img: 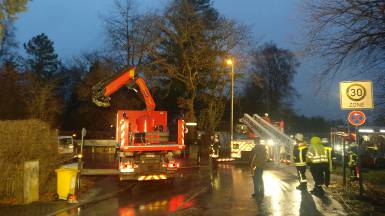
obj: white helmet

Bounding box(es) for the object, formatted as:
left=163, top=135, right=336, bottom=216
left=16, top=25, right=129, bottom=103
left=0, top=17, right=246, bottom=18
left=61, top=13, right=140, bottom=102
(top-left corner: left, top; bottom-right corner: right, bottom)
left=295, top=133, right=304, bottom=142
left=321, top=138, right=328, bottom=144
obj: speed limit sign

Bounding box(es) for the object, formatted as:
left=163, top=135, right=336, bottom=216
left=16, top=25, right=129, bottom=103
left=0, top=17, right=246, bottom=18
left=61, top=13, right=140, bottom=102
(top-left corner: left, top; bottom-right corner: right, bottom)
left=340, top=81, right=373, bottom=109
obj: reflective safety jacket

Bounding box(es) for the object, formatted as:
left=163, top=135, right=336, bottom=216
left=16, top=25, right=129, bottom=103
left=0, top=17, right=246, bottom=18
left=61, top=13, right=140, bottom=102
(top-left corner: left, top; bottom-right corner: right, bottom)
left=324, top=146, right=333, bottom=171
left=293, top=143, right=307, bottom=167
left=348, top=151, right=357, bottom=167
left=306, top=143, right=329, bottom=164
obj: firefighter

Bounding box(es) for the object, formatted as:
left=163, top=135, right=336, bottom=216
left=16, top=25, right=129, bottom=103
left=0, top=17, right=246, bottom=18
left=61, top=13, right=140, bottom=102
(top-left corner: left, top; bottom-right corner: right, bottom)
left=348, top=147, right=358, bottom=180
left=321, top=137, right=333, bottom=186
left=210, top=134, right=220, bottom=158
left=306, top=136, right=330, bottom=196
left=250, top=143, right=267, bottom=200
left=293, top=133, right=308, bottom=191
left=263, top=113, right=271, bottom=123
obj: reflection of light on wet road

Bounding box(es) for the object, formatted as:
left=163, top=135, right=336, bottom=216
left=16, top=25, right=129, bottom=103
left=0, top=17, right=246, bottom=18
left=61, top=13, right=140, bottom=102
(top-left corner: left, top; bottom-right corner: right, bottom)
left=118, top=194, right=194, bottom=216
left=264, top=172, right=283, bottom=216
left=119, top=207, right=135, bottom=216
left=263, top=170, right=302, bottom=216
left=71, top=162, right=348, bottom=216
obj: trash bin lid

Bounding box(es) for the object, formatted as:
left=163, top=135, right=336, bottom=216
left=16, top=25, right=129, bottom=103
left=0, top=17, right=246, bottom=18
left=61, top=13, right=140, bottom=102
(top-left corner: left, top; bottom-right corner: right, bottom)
left=61, top=163, right=78, bottom=168
left=55, top=168, right=79, bottom=173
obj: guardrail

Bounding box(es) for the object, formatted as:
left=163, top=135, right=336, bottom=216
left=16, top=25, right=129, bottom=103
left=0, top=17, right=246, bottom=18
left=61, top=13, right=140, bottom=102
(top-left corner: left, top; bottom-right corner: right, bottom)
left=76, top=140, right=117, bottom=147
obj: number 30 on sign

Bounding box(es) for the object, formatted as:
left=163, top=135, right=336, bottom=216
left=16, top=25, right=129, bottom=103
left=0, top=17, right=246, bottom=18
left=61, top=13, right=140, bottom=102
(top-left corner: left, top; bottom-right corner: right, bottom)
left=340, top=81, right=374, bottom=110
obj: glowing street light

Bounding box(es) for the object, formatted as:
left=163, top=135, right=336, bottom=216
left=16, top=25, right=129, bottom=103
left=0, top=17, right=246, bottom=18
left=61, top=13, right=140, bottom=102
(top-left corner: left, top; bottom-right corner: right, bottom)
left=226, top=59, right=233, bottom=66
left=226, top=58, right=234, bottom=140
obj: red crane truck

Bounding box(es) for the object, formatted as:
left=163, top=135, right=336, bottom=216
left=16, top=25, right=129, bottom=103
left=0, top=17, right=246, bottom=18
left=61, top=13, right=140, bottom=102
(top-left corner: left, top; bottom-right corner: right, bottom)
left=91, top=67, right=185, bottom=181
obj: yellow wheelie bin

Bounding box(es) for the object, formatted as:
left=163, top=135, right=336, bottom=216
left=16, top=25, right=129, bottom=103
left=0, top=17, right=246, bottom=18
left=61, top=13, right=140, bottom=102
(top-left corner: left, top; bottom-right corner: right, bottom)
left=55, top=167, right=78, bottom=200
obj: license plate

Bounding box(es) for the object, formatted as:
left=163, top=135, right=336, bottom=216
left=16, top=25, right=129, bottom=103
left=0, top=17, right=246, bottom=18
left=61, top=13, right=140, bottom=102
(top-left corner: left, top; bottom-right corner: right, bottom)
left=146, top=154, right=155, bottom=158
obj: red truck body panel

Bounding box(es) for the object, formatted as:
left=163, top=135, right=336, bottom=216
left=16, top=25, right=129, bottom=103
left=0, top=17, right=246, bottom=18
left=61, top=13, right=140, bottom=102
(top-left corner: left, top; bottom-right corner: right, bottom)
left=116, top=110, right=185, bottom=152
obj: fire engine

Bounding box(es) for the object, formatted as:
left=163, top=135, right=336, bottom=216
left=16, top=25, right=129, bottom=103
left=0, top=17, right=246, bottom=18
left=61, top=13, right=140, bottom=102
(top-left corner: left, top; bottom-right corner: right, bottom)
left=91, top=67, right=185, bottom=181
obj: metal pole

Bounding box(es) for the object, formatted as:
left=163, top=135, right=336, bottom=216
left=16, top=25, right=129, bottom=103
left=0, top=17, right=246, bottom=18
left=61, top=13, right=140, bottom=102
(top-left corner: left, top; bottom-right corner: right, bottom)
left=356, top=126, right=364, bottom=197
left=342, top=134, right=346, bottom=186
left=343, top=124, right=349, bottom=186
left=77, top=128, right=86, bottom=191
left=230, top=63, right=234, bottom=141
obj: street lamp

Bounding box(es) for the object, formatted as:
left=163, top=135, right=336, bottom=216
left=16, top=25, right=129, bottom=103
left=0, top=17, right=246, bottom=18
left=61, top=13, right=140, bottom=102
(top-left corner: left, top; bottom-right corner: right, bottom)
left=226, top=58, right=234, bottom=140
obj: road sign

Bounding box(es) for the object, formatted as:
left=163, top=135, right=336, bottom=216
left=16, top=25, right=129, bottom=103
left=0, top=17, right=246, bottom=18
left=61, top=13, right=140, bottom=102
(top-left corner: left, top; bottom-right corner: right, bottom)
left=340, top=81, right=373, bottom=109
left=348, top=111, right=366, bottom=126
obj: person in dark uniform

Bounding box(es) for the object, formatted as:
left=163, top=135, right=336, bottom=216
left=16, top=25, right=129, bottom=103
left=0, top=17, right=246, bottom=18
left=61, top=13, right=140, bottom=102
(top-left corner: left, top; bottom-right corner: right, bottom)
left=293, top=133, right=308, bottom=191
left=250, top=144, right=267, bottom=200
left=348, top=146, right=358, bottom=180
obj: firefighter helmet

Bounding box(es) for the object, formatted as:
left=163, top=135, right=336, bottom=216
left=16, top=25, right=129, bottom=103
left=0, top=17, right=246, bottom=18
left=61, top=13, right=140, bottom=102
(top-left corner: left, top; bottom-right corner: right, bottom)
left=295, top=133, right=304, bottom=142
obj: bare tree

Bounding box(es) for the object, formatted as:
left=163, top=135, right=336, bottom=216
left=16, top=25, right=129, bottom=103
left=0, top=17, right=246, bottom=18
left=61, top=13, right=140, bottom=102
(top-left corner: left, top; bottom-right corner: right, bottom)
left=249, top=42, right=299, bottom=115
left=0, top=21, right=18, bottom=63
left=102, top=0, right=158, bottom=69
left=146, top=0, right=249, bottom=123
left=0, top=0, right=29, bottom=43
left=305, top=0, right=385, bottom=79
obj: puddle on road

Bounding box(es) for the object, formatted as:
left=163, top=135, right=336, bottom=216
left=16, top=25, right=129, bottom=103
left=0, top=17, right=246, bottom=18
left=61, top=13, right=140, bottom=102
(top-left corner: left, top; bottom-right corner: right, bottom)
left=119, top=194, right=194, bottom=215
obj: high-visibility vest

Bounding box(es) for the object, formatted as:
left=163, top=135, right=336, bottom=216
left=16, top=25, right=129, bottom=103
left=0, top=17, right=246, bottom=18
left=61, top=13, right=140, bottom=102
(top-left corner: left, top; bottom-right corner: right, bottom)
left=307, top=143, right=329, bottom=164
left=293, top=144, right=307, bottom=166
left=324, top=146, right=333, bottom=171
left=348, top=151, right=357, bottom=167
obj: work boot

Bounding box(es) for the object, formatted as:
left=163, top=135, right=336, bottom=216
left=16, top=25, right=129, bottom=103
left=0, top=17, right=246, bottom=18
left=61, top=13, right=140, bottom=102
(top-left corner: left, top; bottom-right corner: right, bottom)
left=310, top=186, right=324, bottom=196
left=296, top=183, right=307, bottom=191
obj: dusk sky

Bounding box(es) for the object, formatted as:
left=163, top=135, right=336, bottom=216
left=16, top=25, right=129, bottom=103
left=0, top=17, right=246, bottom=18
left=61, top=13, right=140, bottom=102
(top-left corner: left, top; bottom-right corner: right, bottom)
left=13, top=0, right=351, bottom=120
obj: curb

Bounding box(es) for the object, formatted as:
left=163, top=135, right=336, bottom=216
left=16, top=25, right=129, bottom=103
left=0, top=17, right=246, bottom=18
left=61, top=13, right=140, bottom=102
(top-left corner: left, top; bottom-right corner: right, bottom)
left=46, top=180, right=136, bottom=216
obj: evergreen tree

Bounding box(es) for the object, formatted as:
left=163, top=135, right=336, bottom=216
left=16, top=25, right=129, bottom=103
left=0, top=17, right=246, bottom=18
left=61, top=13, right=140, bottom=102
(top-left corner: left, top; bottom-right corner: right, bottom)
left=23, top=33, right=63, bottom=125
left=24, top=33, right=60, bottom=79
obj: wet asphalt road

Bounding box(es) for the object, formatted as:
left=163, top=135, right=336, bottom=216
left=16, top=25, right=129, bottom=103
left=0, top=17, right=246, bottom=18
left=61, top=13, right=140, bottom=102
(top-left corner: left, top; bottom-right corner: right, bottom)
left=61, top=162, right=348, bottom=216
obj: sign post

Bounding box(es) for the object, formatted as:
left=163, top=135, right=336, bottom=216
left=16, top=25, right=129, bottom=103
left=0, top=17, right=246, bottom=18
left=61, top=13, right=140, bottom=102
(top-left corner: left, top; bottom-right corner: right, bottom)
left=340, top=80, right=373, bottom=198
left=348, top=111, right=366, bottom=197
left=356, top=126, right=364, bottom=197
left=343, top=125, right=347, bottom=186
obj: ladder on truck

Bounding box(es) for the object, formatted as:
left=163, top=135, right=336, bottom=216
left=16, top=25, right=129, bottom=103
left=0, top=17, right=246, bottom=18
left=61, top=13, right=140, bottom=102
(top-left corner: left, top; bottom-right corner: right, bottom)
left=239, top=114, right=295, bottom=163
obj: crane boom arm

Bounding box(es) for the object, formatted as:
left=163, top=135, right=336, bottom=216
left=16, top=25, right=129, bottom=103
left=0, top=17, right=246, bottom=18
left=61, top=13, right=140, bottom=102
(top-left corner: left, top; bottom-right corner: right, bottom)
left=91, top=67, right=155, bottom=111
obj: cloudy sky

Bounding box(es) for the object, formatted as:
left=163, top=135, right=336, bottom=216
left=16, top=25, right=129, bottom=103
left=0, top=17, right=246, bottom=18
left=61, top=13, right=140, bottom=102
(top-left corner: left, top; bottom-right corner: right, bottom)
left=13, top=0, right=350, bottom=119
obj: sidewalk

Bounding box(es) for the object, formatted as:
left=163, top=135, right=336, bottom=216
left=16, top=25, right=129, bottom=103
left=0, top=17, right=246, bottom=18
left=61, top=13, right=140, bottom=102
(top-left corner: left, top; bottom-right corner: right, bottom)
left=0, top=175, right=128, bottom=216
left=0, top=159, right=205, bottom=216
left=328, top=169, right=385, bottom=215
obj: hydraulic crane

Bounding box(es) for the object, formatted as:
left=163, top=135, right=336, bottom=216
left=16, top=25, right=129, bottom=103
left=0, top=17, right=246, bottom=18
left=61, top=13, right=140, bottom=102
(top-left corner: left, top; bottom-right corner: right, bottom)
left=91, top=67, right=185, bottom=181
